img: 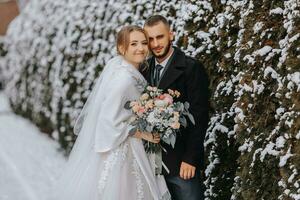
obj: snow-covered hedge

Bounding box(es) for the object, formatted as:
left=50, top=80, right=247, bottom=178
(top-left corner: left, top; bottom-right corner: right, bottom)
left=1, top=0, right=300, bottom=199
left=0, top=37, right=6, bottom=56
left=196, top=1, right=300, bottom=199
left=0, top=36, right=7, bottom=89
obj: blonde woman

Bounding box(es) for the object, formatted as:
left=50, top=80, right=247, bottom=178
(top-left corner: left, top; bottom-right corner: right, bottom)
left=55, top=25, right=170, bottom=200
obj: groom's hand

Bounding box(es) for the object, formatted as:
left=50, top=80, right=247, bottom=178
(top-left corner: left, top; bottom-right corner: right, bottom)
left=180, top=162, right=196, bottom=180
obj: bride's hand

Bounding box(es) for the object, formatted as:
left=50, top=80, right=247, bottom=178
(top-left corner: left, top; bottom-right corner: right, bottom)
left=133, top=131, right=160, bottom=143
left=142, top=132, right=160, bottom=143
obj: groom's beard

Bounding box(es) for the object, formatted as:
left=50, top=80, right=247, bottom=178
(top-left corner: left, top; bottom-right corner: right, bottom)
left=152, top=41, right=172, bottom=59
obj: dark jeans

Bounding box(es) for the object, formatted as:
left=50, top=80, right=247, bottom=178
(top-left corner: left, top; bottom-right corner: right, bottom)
left=165, top=172, right=204, bottom=200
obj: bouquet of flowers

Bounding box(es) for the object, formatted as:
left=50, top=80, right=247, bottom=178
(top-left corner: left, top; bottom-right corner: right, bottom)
left=125, top=86, right=194, bottom=154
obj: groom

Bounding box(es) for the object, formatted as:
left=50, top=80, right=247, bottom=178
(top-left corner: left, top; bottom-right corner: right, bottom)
left=143, top=15, right=209, bottom=200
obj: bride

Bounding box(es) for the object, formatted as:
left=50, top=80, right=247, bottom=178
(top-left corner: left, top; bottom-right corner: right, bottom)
left=55, top=25, right=170, bottom=200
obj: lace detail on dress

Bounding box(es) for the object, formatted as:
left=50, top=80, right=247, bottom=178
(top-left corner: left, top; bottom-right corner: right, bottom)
left=132, top=158, right=144, bottom=200
left=98, top=142, right=129, bottom=194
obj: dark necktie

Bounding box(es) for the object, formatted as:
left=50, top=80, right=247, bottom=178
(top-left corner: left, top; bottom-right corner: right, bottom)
left=154, top=64, right=163, bottom=86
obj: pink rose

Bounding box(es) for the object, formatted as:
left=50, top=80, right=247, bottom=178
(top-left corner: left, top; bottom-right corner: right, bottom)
left=145, top=100, right=154, bottom=109
left=163, top=94, right=173, bottom=104
left=157, top=95, right=165, bottom=100
left=137, top=107, right=146, bottom=116
left=138, top=107, right=146, bottom=113
left=132, top=104, right=140, bottom=113
left=171, top=122, right=180, bottom=129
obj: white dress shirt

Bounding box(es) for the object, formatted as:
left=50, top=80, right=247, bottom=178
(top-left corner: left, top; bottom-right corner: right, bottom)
left=155, top=48, right=174, bottom=77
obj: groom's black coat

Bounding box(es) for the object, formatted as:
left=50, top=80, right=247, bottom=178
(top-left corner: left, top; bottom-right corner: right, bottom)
left=142, top=47, right=209, bottom=176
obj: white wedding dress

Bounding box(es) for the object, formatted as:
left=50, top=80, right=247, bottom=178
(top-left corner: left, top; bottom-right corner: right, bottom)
left=54, top=56, right=170, bottom=200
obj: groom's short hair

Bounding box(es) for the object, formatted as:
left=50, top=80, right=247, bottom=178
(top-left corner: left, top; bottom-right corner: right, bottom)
left=144, top=15, right=170, bottom=29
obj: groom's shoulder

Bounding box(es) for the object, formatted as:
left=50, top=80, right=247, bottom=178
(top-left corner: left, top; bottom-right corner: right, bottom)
left=181, top=53, right=205, bottom=73
left=176, top=51, right=208, bottom=79
left=175, top=47, right=204, bottom=68
left=184, top=55, right=200, bottom=66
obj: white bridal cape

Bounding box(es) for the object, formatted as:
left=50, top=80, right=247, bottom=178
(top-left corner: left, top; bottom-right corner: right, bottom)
left=55, top=56, right=170, bottom=200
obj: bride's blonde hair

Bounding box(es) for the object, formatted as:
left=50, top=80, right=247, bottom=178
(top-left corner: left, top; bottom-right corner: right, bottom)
left=116, top=25, right=149, bottom=55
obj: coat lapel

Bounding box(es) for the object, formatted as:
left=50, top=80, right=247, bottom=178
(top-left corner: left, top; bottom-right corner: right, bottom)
left=158, top=47, right=185, bottom=90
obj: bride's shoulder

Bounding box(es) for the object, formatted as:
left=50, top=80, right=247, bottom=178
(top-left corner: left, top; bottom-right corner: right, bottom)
left=109, top=68, right=135, bottom=87
left=110, top=68, right=145, bottom=93
left=105, top=56, right=146, bottom=88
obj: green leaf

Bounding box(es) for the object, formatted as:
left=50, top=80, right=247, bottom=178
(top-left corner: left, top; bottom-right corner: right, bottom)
left=184, top=102, right=190, bottom=110
left=170, top=134, right=176, bottom=148
left=187, top=113, right=195, bottom=125
left=124, top=101, right=131, bottom=109
left=179, top=117, right=187, bottom=127
left=128, top=126, right=137, bottom=135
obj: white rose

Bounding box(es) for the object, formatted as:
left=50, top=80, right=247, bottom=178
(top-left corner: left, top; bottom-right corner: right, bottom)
left=140, top=93, right=149, bottom=101
left=146, top=112, right=157, bottom=123
left=154, top=100, right=168, bottom=107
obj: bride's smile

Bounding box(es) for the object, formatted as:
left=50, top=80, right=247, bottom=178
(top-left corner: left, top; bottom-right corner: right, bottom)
left=118, top=30, right=149, bottom=68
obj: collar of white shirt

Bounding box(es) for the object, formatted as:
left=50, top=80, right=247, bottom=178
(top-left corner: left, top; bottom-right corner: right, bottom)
left=154, top=47, right=174, bottom=70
